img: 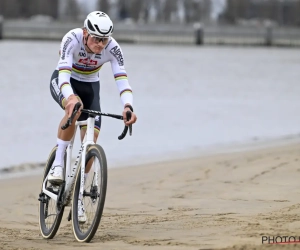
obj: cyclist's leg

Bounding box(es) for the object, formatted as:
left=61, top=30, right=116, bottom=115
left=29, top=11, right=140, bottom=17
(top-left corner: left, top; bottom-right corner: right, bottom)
left=69, top=80, right=101, bottom=223
left=49, top=70, right=82, bottom=183
left=50, top=71, right=82, bottom=138
left=78, top=81, right=101, bottom=140
left=77, top=81, right=101, bottom=174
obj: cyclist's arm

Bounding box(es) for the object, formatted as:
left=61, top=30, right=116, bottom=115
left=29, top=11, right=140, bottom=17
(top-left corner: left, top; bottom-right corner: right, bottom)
left=57, top=33, right=77, bottom=99
left=108, top=42, right=133, bottom=108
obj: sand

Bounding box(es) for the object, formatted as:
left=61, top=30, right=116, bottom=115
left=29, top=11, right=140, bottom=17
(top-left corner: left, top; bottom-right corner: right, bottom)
left=1, top=140, right=300, bottom=250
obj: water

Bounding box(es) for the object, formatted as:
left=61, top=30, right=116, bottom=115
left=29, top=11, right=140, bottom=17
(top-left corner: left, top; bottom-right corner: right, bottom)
left=0, top=40, right=300, bottom=169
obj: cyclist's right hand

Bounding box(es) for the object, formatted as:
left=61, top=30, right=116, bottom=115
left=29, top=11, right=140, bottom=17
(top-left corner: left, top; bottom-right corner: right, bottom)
left=65, top=94, right=81, bottom=117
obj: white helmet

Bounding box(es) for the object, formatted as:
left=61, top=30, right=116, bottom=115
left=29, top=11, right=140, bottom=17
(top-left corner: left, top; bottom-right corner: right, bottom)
left=84, top=11, right=113, bottom=37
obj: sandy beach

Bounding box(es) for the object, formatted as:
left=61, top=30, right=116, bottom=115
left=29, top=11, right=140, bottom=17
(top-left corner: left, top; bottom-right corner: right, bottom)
left=1, top=140, right=300, bottom=250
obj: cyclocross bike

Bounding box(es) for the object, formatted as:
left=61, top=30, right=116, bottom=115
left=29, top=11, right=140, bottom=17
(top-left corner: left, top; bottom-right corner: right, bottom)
left=38, top=102, right=132, bottom=242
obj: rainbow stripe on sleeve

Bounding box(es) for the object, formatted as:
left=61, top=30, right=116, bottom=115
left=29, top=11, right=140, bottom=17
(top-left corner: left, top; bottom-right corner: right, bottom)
left=114, top=73, right=128, bottom=81
left=60, top=82, right=71, bottom=92
left=59, top=67, right=72, bottom=74
left=120, top=88, right=132, bottom=96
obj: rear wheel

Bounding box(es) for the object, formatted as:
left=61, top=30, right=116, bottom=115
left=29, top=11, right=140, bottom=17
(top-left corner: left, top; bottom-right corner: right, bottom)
left=71, top=144, right=107, bottom=242
left=38, top=146, right=65, bottom=239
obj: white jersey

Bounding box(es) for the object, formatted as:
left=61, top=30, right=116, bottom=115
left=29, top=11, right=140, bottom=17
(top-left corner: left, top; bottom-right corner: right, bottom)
left=56, top=28, right=132, bottom=106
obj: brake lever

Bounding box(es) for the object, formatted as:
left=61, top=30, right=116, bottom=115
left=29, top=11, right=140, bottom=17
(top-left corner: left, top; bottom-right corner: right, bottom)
left=126, top=111, right=132, bottom=136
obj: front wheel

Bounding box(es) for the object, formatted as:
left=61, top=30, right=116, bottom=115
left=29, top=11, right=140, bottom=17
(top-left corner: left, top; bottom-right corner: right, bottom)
left=38, top=146, right=65, bottom=239
left=71, top=144, right=108, bottom=242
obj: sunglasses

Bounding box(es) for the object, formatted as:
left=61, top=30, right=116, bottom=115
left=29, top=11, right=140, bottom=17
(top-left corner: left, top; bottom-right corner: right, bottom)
left=89, top=34, right=110, bottom=44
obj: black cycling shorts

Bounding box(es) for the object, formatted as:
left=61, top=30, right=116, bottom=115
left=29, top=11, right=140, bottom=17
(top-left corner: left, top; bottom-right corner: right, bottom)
left=50, top=70, right=101, bottom=132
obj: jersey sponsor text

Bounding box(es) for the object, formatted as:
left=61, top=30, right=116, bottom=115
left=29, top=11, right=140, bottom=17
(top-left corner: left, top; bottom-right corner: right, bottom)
left=110, top=46, right=124, bottom=66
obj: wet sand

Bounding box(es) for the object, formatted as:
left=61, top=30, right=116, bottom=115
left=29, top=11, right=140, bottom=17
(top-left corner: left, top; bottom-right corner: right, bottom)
left=1, top=140, right=300, bottom=249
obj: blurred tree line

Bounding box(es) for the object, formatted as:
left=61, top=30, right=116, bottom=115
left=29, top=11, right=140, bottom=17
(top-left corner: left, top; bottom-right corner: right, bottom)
left=0, top=0, right=58, bottom=19
left=98, top=0, right=212, bottom=23
left=0, top=0, right=300, bottom=26
left=0, top=0, right=212, bottom=23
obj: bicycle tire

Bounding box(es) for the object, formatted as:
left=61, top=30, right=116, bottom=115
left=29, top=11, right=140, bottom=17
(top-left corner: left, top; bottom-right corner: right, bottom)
left=71, top=144, right=107, bottom=242
left=38, top=146, right=65, bottom=239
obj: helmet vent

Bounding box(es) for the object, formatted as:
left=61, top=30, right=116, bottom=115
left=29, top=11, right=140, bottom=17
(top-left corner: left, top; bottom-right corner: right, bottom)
left=87, top=20, right=95, bottom=32
left=94, top=24, right=112, bottom=35
left=94, top=24, right=102, bottom=34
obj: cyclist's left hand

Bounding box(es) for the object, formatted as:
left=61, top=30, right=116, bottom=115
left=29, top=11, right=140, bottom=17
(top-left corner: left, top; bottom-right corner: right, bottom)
left=123, top=107, right=137, bottom=126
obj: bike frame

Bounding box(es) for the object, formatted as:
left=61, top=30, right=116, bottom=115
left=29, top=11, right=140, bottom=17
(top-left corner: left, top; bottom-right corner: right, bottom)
left=42, top=116, right=97, bottom=206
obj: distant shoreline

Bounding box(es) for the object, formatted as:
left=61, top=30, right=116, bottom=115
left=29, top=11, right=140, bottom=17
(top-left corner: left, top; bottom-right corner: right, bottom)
left=1, top=134, right=299, bottom=180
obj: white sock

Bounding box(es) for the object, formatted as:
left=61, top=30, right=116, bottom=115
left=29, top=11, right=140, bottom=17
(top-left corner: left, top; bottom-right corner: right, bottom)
left=53, top=138, right=70, bottom=167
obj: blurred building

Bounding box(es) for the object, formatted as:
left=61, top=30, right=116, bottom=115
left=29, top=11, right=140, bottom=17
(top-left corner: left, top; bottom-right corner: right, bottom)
left=0, top=0, right=299, bottom=27
left=220, top=0, right=300, bottom=26
left=0, top=0, right=59, bottom=19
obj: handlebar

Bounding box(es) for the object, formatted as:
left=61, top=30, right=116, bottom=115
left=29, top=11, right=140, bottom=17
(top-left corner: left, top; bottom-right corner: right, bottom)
left=61, top=102, right=133, bottom=140
left=118, top=111, right=132, bottom=140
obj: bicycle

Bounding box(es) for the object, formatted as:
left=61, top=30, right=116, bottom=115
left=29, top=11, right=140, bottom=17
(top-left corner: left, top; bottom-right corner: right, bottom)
left=38, top=102, right=132, bottom=242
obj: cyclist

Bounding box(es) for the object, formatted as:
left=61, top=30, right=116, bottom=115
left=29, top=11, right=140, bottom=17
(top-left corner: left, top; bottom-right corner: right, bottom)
left=48, top=11, right=137, bottom=221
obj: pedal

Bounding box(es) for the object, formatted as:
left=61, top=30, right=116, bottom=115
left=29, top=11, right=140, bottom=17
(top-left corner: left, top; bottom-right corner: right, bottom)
left=38, top=192, right=47, bottom=203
